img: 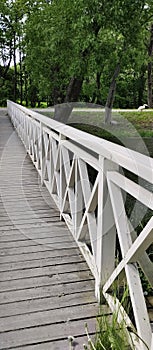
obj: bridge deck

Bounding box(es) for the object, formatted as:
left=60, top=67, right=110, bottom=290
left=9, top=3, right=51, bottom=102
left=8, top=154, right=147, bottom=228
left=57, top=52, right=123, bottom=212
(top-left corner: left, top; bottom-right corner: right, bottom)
left=0, top=112, right=107, bottom=349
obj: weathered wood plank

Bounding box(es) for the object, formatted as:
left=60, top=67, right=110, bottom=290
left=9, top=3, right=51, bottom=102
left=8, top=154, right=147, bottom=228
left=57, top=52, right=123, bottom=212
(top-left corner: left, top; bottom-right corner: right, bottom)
left=0, top=202, right=56, bottom=211
left=0, top=255, right=84, bottom=272
left=0, top=221, right=73, bottom=231
left=0, top=280, right=95, bottom=304
left=0, top=230, right=71, bottom=242
left=0, top=269, right=93, bottom=292
left=0, top=303, right=100, bottom=333
left=0, top=212, right=58, bottom=221
left=0, top=317, right=96, bottom=349
left=0, top=248, right=81, bottom=263
left=0, top=242, right=79, bottom=257
left=0, top=208, right=58, bottom=217
left=0, top=222, right=69, bottom=233
left=11, top=336, right=92, bottom=350
left=0, top=290, right=96, bottom=317
left=0, top=235, right=74, bottom=248
left=0, top=261, right=89, bottom=281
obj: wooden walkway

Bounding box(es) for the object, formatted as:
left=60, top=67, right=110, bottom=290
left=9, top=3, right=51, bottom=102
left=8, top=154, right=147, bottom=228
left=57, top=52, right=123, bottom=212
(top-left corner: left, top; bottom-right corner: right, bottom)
left=0, top=112, right=107, bottom=349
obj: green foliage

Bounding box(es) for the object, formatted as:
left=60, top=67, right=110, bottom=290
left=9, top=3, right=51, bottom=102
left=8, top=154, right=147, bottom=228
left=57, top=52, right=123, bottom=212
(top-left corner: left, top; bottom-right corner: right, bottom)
left=93, top=316, right=130, bottom=350
left=139, top=268, right=153, bottom=295
left=0, top=0, right=153, bottom=107
left=120, top=111, right=153, bottom=135
left=0, top=68, right=15, bottom=106
left=84, top=290, right=133, bottom=350
left=21, top=0, right=153, bottom=107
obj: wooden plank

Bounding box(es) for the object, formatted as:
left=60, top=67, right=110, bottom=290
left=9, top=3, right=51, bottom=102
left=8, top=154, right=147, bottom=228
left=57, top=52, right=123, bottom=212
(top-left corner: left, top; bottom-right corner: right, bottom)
left=0, top=280, right=95, bottom=304
left=0, top=317, right=96, bottom=349
left=0, top=268, right=93, bottom=292
left=0, top=220, right=63, bottom=229
left=0, top=195, right=52, bottom=203
left=0, top=262, right=89, bottom=281
left=0, top=255, right=84, bottom=272
left=0, top=222, right=69, bottom=234
left=0, top=222, right=71, bottom=231
left=0, top=208, right=58, bottom=216
left=0, top=228, right=76, bottom=241
left=0, top=235, right=74, bottom=248
left=0, top=232, right=70, bottom=242
left=12, top=335, right=93, bottom=350
left=0, top=203, right=56, bottom=211
left=0, top=211, right=58, bottom=220
left=0, top=216, right=60, bottom=225
left=0, top=290, right=96, bottom=317
left=0, top=242, right=79, bottom=257
left=0, top=248, right=81, bottom=263
left=0, top=202, right=56, bottom=210
left=0, top=230, right=71, bottom=242
left=0, top=198, right=53, bottom=207
left=0, top=303, right=99, bottom=333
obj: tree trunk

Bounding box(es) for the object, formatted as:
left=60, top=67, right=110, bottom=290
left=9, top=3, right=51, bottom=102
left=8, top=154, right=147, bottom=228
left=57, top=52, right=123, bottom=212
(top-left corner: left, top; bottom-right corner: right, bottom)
left=0, top=40, right=12, bottom=88
left=96, top=72, right=102, bottom=104
left=54, top=77, right=83, bottom=123
left=105, top=63, right=120, bottom=124
left=24, top=68, right=28, bottom=107
left=138, top=65, right=146, bottom=107
left=19, top=37, right=23, bottom=105
left=96, top=72, right=101, bottom=91
left=148, top=61, right=152, bottom=108
left=147, top=24, right=153, bottom=108
left=13, top=31, right=17, bottom=102
left=64, top=77, right=83, bottom=102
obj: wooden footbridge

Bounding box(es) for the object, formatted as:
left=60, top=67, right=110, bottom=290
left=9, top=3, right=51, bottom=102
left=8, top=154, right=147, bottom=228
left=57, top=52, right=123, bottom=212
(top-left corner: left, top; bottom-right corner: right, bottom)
left=0, top=102, right=153, bottom=350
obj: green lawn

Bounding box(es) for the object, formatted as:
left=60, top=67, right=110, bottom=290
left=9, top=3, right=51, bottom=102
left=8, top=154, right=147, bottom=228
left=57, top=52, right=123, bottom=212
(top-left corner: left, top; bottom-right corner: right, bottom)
left=39, top=109, right=153, bottom=156
left=68, top=110, right=153, bottom=138
left=120, top=111, right=153, bottom=137
left=41, top=109, right=153, bottom=137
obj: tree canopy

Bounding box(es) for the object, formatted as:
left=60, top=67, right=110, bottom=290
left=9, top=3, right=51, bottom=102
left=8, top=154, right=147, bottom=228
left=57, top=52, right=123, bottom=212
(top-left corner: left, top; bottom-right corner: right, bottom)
left=0, top=0, right=153, bottom=120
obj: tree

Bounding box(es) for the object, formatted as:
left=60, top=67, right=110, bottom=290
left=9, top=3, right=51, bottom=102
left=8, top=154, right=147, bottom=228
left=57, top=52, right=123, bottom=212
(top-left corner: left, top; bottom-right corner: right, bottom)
left=1, top=0, right=153, bottom=113
left=0, top=1, right=13, bottom=87
left=103, top=0, right=153, bottom=123
left=0, top=0, right=28, bottom=102
left=147, top=24, right=153, bottom=107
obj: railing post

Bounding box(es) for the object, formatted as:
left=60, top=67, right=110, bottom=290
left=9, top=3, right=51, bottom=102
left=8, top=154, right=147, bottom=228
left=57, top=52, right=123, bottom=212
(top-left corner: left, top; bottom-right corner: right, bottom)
left=74, top=156, right=84, bottom=238
left=95, top=156, right=119, bottom=301
left=40, top=121, right=45, bottom=186
left=59, top=134, right=67, bottom=219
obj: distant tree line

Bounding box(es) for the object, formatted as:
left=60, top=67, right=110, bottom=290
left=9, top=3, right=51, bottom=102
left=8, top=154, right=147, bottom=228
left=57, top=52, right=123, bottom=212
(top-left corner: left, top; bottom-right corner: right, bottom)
left=0, top=0, right=153, bottom=121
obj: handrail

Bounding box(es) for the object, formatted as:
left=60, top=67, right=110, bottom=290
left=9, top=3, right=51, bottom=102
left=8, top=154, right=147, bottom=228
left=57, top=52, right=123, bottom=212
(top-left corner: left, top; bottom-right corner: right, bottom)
left=7, top=100, right=153, bottom=350
left=7, top=101, right=153, bottom=182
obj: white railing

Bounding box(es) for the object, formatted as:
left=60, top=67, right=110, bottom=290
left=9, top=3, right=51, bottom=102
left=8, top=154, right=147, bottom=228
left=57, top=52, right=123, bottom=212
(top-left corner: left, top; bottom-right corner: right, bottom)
left=7, top=101, right=153, bottom=350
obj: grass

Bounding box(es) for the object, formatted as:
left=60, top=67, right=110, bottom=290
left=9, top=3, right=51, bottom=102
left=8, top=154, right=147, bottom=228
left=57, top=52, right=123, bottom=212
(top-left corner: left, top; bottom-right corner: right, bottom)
left=68, top=288, right=134, bottom=349
left=68, top=110, right=153, bottom=138
left=83, top=284, right=151, bottom=350
left=40, top=109, right=153, bottom=139
left=85, top=315, right=132, bottom=350
left=121, top=111, right=153, bottom=135
left=9, top=107, right=153, bottom=156
left=67, top=284, right=152, bottom=350
left=67, top=110, right=153, bottom=156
